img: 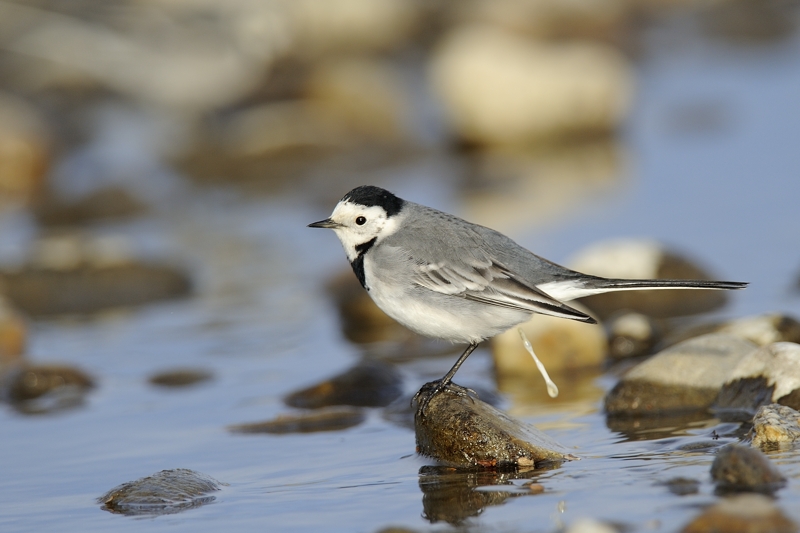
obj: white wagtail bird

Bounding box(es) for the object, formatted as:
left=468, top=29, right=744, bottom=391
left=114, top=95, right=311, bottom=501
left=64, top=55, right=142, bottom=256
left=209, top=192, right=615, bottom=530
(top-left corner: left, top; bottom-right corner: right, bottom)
left=309, top=185, right=747, bottom=414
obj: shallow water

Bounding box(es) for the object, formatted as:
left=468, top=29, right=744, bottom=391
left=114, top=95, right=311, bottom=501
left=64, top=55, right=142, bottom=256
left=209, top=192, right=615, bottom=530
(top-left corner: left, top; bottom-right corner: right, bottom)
left=3, top=16, right=800, bottom=533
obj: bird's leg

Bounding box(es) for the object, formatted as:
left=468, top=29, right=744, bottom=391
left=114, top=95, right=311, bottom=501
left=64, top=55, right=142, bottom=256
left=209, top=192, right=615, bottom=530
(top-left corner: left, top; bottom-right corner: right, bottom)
left=413, top=342, right=480, bottom=416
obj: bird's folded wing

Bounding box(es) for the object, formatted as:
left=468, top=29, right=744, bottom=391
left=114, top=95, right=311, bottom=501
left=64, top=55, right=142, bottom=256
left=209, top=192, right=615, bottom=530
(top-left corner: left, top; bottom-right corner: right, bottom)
left=412, top=260, right=595, bottom=323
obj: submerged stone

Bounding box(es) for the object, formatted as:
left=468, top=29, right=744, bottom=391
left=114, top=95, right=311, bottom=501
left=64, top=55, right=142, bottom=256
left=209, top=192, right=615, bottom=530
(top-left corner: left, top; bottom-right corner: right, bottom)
left=414, top=382, right=577, bottom=468
left=750, top=403, right=800, bottom=449
left=605, top=334, right=757, bottom=415
left=710, top=444, right=786, bottom=494
left=98, top=469, right=223, bottom=516
left=228, top=407, right=365, bottom=434
left=2, top=363, right=94, bottom=414
left=285, top=360, right=402, bottom=409
left=681, top=494, right=797, bottom=533
left=149, top=368, right=213, bottom=388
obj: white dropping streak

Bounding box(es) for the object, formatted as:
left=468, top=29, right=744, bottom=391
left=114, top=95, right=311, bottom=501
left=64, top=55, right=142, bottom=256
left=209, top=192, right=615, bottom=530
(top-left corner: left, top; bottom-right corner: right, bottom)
left=517, top=328, right=559, bottom=398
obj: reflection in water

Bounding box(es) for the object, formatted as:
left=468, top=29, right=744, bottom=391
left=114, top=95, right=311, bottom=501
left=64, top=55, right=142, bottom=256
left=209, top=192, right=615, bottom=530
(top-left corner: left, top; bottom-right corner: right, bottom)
left=418, top=465, right=554, bottom=525
left=606, top=410, right=721, bottom=442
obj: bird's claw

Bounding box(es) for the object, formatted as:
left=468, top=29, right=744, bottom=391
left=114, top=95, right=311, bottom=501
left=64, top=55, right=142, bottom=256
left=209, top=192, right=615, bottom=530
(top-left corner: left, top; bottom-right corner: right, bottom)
left=412, top=380, right=478, bottom=418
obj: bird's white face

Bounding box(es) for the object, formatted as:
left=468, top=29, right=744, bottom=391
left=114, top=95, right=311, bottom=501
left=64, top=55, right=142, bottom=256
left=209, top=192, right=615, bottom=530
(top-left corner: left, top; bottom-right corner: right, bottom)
left=326, top=201, right=398, bottom=261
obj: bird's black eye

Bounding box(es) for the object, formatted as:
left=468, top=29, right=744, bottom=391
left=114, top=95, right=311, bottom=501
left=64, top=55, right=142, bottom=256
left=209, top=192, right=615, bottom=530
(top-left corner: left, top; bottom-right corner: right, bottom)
left=355, top=216, right=366, bottom=225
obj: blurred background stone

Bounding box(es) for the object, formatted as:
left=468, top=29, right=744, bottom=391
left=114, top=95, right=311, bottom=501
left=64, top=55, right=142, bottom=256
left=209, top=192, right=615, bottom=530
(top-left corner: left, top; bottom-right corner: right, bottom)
left=149, top=369, right=213, bottom=388
left=284, top=360, right=403, bottom=409
left=663, top=314, right=800, bottom=350
left=681, top=494, right=797, bottom=533
left=605, top=334, right=758, bottom=415
left=0, top=297, right=27, bottom=365
left=568, top=239, right=733, bottom=319
left=710, top=444, right=786, bottom=494
left=0, top=93, right=49, bottom=208
left=606, top=311, right=661, bottom=360
left=715, top=342, right=800, bottom=414
left=228, top=407, right=365, bottom=434
left=1, top=362, right=94, bottom=414
left=429, top=26, right=633, bottom=146
left=492, top=306, right=606, bottom=377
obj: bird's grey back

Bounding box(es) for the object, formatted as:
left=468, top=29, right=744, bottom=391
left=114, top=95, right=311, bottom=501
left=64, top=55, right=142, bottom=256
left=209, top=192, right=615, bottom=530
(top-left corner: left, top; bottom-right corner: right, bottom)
left=380, top=201, right=585, bottom=287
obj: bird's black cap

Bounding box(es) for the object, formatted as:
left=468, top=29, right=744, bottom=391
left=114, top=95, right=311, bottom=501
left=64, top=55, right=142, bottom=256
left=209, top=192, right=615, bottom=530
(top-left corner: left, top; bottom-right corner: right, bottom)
left=341, top=186, right=405, bottom=217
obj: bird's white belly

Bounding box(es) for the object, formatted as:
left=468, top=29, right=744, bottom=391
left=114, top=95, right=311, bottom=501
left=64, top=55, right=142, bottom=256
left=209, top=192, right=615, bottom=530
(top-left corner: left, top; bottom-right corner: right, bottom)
left=364, top=261, right=530, bottom=344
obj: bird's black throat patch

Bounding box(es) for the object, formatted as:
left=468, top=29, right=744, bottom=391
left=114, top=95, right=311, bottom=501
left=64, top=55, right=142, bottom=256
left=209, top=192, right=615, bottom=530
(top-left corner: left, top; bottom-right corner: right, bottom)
left=342, top=186, right=404, bottom=217
left=350, top=237, right=377, bottom=289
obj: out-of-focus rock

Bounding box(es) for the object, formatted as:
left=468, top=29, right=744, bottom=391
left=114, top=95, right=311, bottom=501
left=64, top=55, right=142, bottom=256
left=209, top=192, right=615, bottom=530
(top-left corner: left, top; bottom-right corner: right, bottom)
left=701, top=0, right=797, bottom=45
left=98, top=469, right=224, bottom=516
left=750, top=404, right=800, bottom=449
left=606, top=311, right=661, bottom=360
left=2, top=363, right=94, bottom=414
left=0, top=233, right=191, bottom=316
left=681, top=494, right=797, bottom=533
left=149, top=368, right=213, bottom=388
left=0, top=93, right=48, bottom=207
left=710, top=444, right=786, bottom=494
left=658, top=477, right=700, bottom=496
left=284, top=360, right=403, bottom=409
left=450, top=0, right=629, bottom=42
left=605, top=334, right=758, bottom=415
left=286, top=0, right=420, bottom=58
left=327, top=270, right=415, bottom=344
left=715, top=342, right=800, bottom=415
left=492, top=307, right=606, bottom=377
left=664, top=314, right=800, bottom=350
left=33, top=186, right=148, bottom=226
left=429, top=26, right=633, bottom=145
left=228, top=407, right=365, bottom=434
left=414, top=382, right=577, bottom=468
left=1, top=1, right=419, bottom=111
left=568, top=239, right=734, bottom=319
left=461, top=140, right=624, bottom=234
left=565, top=518, right=620, bottom=533
left=0, top=297, right=26, bottom=364
left=304, top=57, right=412, bottom=143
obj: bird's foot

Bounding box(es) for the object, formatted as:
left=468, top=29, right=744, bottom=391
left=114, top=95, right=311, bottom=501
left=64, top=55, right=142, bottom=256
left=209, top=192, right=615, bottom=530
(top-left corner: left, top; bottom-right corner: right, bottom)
left=412, top=380, right=477, bottom=418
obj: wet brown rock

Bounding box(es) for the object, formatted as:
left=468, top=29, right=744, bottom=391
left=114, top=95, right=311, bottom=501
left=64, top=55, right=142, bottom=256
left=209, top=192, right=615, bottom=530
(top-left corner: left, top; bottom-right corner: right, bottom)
left=681, top=494, right=797, bottom=533
left=149, top=369, right=213, bottom=388
left=98, top=469, right=224, bottom=516
left=429, top=26, right=633, bottom=145
left=285, top=360, right=402, bottom=409
left=605, top=334, right=758, bottom=415
left=710, top=444, right=786, bottom=494
left=715, top=342, right=800, bottom=414
left=606, top=311, right=661, bottom=360
left=414, top=383, right=577, bottom=468
left=0, top=262, right=191, bottom=317
left=492, top=307, right=606, bottom=376
left=750, top=404, right=800, bottom=449
left=568, top=239, right=733, bottom=319
left=228, top=407, right=365, bottom=434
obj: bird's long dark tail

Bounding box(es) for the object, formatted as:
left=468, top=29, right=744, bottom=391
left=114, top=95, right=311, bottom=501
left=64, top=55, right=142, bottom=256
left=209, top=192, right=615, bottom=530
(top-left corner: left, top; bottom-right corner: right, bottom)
left=592, top=279, right=748, bottom=292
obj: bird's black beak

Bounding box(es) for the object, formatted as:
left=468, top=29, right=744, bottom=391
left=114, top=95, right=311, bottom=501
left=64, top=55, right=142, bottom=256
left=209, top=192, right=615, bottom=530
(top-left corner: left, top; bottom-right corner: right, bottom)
left=308, top=218, right=340, bottom=229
